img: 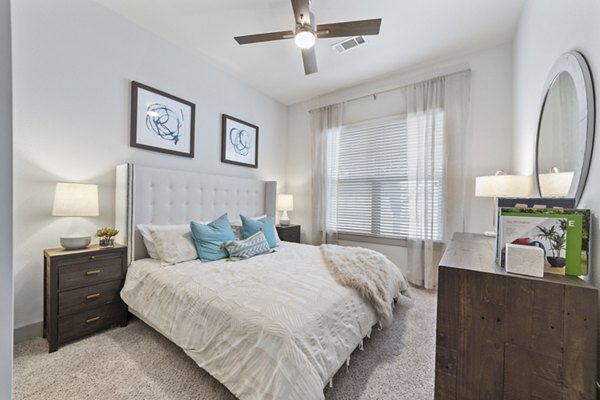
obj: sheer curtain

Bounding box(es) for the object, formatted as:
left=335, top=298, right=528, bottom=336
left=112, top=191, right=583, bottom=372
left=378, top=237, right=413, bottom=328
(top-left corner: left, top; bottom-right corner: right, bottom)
left=311, top=103, right=344, bottom=245
left=405, top=71, right=471, bottom=289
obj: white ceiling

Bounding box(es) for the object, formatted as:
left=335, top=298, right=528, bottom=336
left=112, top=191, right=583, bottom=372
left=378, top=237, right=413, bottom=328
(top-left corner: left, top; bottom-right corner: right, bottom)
left=94, top=0, right=526, bottom=105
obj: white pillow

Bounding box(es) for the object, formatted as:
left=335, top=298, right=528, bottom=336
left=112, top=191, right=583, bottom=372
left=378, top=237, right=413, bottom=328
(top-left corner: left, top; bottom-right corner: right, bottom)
left=150, top=227, right=198, bottom=266
left=138, top=224, right=191, bottom=259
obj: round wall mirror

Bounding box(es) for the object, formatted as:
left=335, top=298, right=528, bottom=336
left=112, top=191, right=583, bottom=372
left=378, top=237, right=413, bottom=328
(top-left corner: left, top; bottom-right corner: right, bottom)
left=535, top=51, right=595, bottom=205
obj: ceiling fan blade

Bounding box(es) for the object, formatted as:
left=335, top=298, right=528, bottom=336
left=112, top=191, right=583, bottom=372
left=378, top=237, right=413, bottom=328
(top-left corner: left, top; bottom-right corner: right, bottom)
left=301, top=47, right=318, bottom=75
left=291, top=0, right=311, bottom=25
left=316, top=18, right=382, bottom=39
left=234, top=30, right=294, bottom=45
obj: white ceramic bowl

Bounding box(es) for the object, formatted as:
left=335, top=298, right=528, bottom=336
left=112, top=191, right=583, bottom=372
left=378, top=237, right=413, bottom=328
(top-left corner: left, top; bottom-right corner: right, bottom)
left=60, top=235, right=91, bottom=250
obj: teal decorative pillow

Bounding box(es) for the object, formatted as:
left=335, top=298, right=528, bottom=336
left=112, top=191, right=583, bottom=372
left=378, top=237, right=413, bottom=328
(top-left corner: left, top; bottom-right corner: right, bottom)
left=223, top=231, right=271, bottom=261
left=240, top=214, right=279, bottom=249
left=190, top=213, right=236, bottom=262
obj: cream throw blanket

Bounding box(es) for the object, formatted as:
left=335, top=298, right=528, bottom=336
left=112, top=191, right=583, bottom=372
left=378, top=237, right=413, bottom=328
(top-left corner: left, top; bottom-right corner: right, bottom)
left=320, top=244, right=409, bottom=325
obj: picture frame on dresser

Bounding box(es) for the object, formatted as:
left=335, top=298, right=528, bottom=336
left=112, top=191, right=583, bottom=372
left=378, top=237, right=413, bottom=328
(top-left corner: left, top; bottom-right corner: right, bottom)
left=130, top=81, right=196, bottom=158
left=221, top=114, right=259, bottom=168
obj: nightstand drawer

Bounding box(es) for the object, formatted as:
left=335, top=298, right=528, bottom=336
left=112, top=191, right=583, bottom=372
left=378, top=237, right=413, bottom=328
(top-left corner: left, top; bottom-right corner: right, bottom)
left=56, top=252, right=122, bottom=267
left=59, top=280, right=122, bottom=316
left=58, top=303, right=125, bottom=343
left=58, top=258, right=123, bottom=290
left=276, top=225, right=301, bottom=243
left=284, top=229, right=300, bottom=242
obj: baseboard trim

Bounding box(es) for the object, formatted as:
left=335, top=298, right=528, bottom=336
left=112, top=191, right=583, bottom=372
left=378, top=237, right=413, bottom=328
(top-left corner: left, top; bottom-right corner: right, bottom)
left=14, top=321, right=43, bottom=344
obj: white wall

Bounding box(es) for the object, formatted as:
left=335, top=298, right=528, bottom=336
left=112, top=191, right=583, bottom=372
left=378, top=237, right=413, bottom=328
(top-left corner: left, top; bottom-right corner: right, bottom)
left=512, top=0, right=600, bottom=378
left=513, top=0, right=600, bottom=276
left=0, top=0, right=13, bottom=395
left=287, top=44, right=514, bottom=267
left=12, top=0, right=288, bottom=332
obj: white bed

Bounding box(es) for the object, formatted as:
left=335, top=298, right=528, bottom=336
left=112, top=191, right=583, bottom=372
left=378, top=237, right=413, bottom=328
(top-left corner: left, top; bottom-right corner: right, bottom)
left=115, top=164, right=408, bottom=400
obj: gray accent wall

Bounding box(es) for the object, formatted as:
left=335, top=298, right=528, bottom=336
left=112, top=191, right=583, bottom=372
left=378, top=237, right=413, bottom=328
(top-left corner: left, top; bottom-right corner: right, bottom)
left=0, top=0, right=13, bottom=397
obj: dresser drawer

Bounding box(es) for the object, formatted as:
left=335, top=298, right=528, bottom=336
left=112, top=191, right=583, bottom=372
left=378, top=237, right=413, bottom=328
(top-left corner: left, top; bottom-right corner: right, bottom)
left=58, top=258, right=123, bottom=290
left=58, top=303, right=125, bottom=343
left=58, top=280, right=122, bottom=316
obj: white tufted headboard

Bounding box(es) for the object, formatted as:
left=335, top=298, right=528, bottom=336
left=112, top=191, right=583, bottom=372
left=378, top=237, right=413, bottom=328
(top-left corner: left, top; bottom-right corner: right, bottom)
left=115, top=163, right=277, bottom=264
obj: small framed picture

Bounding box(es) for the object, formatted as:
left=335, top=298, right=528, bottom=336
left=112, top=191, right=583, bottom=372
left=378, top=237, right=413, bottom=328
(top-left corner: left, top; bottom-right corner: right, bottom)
left=130, top=81, right=195, bottom=158
left=221, top=114, right=259, bottom=168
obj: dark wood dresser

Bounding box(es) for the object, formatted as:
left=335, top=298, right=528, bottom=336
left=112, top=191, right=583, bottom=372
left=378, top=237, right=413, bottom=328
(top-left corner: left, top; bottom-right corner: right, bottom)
left=276, top=224, right=301, bottom=243
left=435, top=233, right=597, bottom=400
left=43, top=244, right=128, bottom=352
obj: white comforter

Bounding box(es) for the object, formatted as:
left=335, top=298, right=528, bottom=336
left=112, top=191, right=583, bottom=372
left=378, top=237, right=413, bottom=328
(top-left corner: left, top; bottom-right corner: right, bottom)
left=121, top=242, right=407, bottom=400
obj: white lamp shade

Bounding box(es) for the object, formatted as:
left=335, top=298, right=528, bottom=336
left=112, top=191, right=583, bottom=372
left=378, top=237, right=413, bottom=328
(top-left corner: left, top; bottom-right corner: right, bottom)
left=277, top=194, right=294, bottom=211
left=475, top=174, right=532, bottom=198
left=539, top=171, right=574, bottom=197
left=52, top=182, right=99, bottom=217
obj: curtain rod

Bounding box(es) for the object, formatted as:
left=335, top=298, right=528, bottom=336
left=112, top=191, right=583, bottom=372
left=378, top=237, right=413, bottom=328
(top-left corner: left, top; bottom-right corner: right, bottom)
left=310, top=68, right=471, bottom=112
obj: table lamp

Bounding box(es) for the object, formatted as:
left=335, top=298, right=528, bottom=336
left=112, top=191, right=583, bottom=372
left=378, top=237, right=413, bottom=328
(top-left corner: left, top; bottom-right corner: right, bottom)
left=475, top=171, right=532, bottom=236
left=52, top=182, right=99, bottom=249
left=277, top=194, right=294, bottom=226
left=538, top=168, right=574, bottom=197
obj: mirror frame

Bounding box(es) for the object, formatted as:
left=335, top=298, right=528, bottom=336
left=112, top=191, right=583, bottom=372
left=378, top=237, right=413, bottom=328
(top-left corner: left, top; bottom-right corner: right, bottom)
left=534, top=51, right=595, bottom=205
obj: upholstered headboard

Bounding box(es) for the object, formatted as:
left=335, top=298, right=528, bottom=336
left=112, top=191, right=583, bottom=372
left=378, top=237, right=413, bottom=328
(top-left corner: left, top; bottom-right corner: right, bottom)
left=115, top=164, right=277, bottom=263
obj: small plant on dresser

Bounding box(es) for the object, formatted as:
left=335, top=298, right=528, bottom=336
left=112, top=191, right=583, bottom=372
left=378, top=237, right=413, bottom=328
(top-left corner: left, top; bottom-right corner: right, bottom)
left=95, top=227, right=119, bottom=247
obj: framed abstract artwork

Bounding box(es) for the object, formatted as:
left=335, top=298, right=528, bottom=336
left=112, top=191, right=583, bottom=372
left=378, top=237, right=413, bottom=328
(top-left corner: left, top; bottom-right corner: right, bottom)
left=221, top=114, right=259, bottom=168
left=130, top=81, right=195, bottom=158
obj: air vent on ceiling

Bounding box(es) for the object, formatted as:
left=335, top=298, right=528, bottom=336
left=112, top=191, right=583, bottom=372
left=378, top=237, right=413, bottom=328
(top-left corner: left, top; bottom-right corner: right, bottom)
left=331, top=36, right=367, bottom=54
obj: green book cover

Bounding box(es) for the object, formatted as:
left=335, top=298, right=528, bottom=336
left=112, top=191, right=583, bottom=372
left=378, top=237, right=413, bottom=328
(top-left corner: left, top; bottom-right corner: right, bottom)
left=497, top=208, right=590, bottom=276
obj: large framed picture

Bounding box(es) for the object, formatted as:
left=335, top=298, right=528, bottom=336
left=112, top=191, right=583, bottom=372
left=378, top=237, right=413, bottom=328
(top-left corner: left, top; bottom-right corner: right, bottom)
left=221, top=114, right=259, bottom=168
left=130, top=81, right=195, bottom=158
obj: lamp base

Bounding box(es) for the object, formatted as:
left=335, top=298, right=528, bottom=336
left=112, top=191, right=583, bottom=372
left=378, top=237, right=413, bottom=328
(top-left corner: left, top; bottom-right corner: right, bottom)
left=280, top=210, right=290, bottom=226
left=60, top=235, right=91, bottom=250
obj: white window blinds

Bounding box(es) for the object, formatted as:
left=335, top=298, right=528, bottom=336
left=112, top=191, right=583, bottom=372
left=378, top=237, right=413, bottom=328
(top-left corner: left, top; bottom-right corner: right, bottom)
left=328, top=114, right=444, bottom=240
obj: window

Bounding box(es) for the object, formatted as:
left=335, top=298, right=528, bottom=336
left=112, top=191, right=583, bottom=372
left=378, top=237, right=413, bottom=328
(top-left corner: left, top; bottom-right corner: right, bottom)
left=328, top=114, right=444, bottom=240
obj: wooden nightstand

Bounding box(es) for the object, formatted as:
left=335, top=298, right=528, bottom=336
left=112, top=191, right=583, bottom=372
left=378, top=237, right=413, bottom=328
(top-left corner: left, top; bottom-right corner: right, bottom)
left=276, top=224, right=300, bottom=243
left=43, top=244, right=128, bottom=352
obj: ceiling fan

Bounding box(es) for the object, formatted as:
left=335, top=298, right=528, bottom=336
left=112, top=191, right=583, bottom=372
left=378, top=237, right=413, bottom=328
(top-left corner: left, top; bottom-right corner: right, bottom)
left=234, top=0, right=382, bottom=75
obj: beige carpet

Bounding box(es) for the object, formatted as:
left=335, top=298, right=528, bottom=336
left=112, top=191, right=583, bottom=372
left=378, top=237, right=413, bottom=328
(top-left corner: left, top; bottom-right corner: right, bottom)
left=14, top=288, right=436, bottom=400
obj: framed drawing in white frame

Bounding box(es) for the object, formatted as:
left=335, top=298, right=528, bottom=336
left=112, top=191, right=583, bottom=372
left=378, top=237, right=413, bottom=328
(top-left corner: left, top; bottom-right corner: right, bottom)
left=130, top=81, right=195, bottom=158
left=221, top=114, right=259, bottom=168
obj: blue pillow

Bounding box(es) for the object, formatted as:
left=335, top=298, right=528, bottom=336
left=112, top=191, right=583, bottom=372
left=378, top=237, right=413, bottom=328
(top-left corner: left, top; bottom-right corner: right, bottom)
left=240, top=214, right=279, bottom=249
left=223, top=231, right=272, bottom=261
left=190, top=213, right=236, bottom=262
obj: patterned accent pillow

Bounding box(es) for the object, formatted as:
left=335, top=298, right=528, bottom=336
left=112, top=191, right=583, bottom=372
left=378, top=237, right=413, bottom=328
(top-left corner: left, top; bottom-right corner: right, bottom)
left=230, top=224, right=245, bottom=240
left=222, top=231, right=272, bottom=261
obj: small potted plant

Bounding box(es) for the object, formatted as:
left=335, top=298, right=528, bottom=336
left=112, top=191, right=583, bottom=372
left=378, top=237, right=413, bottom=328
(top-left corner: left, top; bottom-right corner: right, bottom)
left=536, top=219, right=567, bottom=268
left=96, top=227, right=119, bottom=247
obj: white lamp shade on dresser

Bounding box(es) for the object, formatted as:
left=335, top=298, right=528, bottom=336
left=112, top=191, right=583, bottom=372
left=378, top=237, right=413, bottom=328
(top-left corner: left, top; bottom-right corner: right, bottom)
left=538, top=171, right=574, bottom=197
left=52, top=182, right=99, bottom=250
left=52, top=182, right=99, bottom=217
left=475, top=174, right=532, bottom=198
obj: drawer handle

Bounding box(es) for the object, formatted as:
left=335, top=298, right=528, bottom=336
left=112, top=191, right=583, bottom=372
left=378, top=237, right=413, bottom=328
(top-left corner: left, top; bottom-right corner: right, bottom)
left=85, top=270, right=101, bottom=276
left=86, top=293, right=100, bottom=300
left=86, top=316, right=101, bottom=324
left=90, top=255, right=96, bottom=260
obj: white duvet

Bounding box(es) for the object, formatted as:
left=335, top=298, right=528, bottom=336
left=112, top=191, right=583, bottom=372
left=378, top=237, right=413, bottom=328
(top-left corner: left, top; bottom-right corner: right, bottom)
left=121, top=242, right=407, bottom=400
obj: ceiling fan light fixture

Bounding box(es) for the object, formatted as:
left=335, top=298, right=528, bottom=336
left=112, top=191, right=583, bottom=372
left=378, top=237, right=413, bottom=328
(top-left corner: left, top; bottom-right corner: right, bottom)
left=294, top=29, right=316, bottom=49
